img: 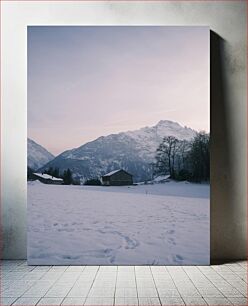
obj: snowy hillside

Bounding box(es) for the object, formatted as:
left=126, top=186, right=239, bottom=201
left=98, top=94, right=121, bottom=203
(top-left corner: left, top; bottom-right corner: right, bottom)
left=28, top=138, right=55, bottom=170
left=40, top=120, right=196, bottom=182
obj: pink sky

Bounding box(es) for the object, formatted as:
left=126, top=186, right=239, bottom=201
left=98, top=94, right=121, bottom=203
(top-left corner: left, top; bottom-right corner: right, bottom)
left=28, top=26, right=209, bottom=155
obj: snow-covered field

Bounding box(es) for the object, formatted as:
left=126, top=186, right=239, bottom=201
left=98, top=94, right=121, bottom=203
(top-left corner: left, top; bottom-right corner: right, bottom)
left=27, top=181, right=210, bottom=265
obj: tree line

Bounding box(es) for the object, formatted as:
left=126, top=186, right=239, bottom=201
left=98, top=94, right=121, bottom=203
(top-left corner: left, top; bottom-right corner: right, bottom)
left=154, top=132, right=210, bottom=182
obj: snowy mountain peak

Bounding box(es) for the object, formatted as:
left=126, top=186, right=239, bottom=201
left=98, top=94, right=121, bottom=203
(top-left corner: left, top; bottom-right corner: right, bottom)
left=156, top=119, right=179, bottom=126
left=28, top=138, right=54, bottom=170
left=125, top=120, right=195, bottom=143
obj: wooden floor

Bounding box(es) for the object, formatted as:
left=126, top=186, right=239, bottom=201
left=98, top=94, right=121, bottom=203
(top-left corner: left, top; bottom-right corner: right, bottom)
left=1, top=260, right=247, bottom=305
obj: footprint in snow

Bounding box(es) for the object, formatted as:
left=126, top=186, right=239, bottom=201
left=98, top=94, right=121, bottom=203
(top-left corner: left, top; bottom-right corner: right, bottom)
left=62, top=255, right=80, bottom=260
left=175, top=254, right=184, bottom=262
left=168, top=237, right=176, bottom=245
left=124, top=236, right=139, bottom=249
left=58, top=228, right=74, bottom=232
left=109, top=256, right=116, bottom=264
left=104, top=248, right=112, bottom=255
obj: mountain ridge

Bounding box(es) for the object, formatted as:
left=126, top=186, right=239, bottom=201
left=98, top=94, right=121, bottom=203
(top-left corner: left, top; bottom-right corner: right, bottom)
left=39, top=120, right=196, bottom=182
left=28, top=138, right=55, bottom=170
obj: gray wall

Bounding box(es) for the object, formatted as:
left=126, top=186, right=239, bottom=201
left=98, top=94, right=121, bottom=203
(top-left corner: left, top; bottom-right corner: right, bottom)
left=1, top=1, right=246, bottom=261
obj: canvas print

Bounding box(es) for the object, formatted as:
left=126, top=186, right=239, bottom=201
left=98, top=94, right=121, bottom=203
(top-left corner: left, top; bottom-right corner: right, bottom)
left=27, top=26, right=210, bottom=265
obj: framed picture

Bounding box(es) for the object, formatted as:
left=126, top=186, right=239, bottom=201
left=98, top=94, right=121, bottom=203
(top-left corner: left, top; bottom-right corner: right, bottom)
left=27, top=26, right=209, bottom=265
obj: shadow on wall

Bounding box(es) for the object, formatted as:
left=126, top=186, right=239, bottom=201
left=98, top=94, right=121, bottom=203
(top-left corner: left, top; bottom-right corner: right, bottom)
left=210, top=31, right=245, bottom=263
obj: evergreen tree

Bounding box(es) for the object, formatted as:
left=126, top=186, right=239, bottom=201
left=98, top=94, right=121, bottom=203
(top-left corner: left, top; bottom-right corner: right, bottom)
left=63, top=168, right=73, bottom=185
left=53, top=167, right=60, bottom=178
left=188, top=132, right=210, bottom=182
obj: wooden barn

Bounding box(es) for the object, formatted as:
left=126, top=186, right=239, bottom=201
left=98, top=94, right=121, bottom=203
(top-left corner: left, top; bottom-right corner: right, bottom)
left=101, top=169, right=133, bottom=186
left=32, top=173, right=63, bottom=185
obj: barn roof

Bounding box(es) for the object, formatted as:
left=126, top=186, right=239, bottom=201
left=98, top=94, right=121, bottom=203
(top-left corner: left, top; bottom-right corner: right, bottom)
left=102, top=169, right=132, bottom=177
left=33, top=173, right=63, bottom=181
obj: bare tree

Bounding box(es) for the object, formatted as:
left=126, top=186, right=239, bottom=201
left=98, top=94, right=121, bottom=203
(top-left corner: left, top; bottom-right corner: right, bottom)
left=154, top=132, right=210, bottom=182
left=155, top=136, right=179, bottom=178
